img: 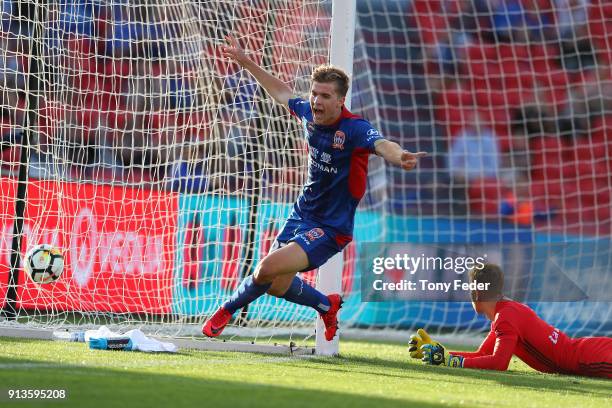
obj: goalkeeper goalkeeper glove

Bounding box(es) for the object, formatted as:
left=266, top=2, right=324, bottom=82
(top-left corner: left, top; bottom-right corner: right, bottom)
left=408, top=328, right=440, bottom=359
left=421, top=344, right=464, bottom=368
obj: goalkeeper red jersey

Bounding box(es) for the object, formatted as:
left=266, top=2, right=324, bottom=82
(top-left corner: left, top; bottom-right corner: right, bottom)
left=453, top=300, right=612, bottom=378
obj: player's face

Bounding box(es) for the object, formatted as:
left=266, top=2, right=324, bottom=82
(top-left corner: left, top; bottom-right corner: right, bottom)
left=309, top=81, right=345, bottom=125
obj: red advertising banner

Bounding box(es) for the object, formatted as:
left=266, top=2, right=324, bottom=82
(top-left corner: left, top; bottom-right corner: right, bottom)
left=0, top=177, right=17, bottom=309
left=0, top=178, right=178, bottom=314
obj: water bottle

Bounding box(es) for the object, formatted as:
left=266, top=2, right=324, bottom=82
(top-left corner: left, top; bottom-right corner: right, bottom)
left=88, top=337, right=133, bottom=351
left=72, top=331, right=86, bottom=342
left=53, top=330, right=86, bottom=342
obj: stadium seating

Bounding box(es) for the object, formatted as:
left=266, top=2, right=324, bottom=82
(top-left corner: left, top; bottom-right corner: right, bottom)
left=1, top=0, right=610, bottom=236
left=405, top=0, right=611, bottom=234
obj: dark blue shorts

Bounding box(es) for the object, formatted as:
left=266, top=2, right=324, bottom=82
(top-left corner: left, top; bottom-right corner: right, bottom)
left=274, top=217, right=352, bottom=270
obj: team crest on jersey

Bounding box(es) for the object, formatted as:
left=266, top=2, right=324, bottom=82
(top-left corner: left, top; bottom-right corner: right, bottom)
left=332, top=130, right=346, bottom=150
left=305, top=228, right=325, bottom=242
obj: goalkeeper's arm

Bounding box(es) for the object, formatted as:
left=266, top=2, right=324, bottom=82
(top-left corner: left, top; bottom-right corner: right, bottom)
left=458, top=324, right=517, bottom=371
left=421, top=323, right=517, bottom=371
left=450, top=329, right=496, bottom=359
left=409, top=328, right=495, bottom=360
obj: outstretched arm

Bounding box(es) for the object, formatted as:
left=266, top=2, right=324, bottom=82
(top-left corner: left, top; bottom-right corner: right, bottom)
left=221, top=36, right=293, bottom=106
left=374, top=139, right=427, bottom=171
left=450, top=329, right=496, bottom=359
left=459, top=321, right=517, bottom=371
left=422, top=323, right=516, bottom=371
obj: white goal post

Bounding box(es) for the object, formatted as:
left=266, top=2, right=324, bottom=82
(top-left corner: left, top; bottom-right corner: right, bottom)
left=315, top=0, right=357, bottom=357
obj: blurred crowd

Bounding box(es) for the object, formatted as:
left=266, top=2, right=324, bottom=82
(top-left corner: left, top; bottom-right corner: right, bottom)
left=0, top=0, right=610, bottom=233
left=0, top=0, right=313, bottom=201
left=0, top=1, right=246, bottom=188
left=412, top=0, right=611, bottom=233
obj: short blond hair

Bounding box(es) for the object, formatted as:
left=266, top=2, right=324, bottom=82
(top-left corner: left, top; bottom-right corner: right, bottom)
left=311, top=65, right=350, bottom=97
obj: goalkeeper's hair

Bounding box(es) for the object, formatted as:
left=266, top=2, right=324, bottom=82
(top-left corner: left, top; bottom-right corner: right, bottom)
left=311, top=65, right=350, bottom=97
left=469, top=263, right=504, bottom=301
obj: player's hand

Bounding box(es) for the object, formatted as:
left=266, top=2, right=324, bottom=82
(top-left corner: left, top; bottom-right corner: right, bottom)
left=408, top=328, right=440, bottom=359
left=421, top=344, right=464, bottom=368
left=401, top=151, right=427, bottom=171
left=221, top=35, right=249, bottom=67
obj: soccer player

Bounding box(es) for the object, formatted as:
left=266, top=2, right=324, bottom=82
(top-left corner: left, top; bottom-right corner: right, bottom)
left=203, top=36, right=426, bottom=340
left=409, top=264, right=612, bottom=378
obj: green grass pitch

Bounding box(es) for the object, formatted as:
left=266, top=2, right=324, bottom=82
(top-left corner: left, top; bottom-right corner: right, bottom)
left=0, top=337, right=610, bottom=408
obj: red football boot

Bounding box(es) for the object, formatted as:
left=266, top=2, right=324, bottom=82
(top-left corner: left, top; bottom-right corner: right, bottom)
left=320, top=294, right=343, bottom=341
left=202, top=307, right=233, bottom=337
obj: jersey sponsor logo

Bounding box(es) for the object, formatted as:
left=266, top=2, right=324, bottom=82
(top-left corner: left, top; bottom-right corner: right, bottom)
left=308, top=146, right=338, bottom=172
left=366, top=128, right=382, bottom=142
left=305, top=227, right=325, bottom=242
left=310, top=159, right=338, bottom=174
left=548, top=328, right=560, bottom=345
left=332, top=130, right=346, bottom=150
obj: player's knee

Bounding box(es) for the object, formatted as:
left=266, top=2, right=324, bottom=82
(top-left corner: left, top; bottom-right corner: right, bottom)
left=253, top=259, right=279, bottom=284
left=266, top=284, right=285, bottom=297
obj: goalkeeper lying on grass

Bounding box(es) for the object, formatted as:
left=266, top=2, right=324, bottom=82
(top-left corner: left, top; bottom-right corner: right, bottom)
left=409, top=264, right=612, bottom=378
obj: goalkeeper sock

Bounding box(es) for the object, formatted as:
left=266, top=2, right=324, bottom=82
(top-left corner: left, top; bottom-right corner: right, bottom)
left=281, top=276, right=330, bottom=314
left=223, top=275, right=271, bottom=314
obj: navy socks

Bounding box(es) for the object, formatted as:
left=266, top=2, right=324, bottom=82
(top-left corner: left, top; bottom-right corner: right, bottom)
left=223, top=275, right=272, bottom=314
left=223, top=275, right=330, bottom=315
left=281, top=276, right=330, bottom=314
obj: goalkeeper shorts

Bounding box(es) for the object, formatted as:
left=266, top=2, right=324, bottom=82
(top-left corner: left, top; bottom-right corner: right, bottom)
left=274, top=218, right=352, bottom=271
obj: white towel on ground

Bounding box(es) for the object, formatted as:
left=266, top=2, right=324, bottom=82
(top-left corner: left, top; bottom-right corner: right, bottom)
left=85, top=326, right=178, bottom=353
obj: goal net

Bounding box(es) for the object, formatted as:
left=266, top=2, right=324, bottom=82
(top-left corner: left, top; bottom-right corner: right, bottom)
left=350, top=0, right=611, bottom=339
left=1, top=0, right=610, bottom=351
left=0, top=0, right=385, bottom=348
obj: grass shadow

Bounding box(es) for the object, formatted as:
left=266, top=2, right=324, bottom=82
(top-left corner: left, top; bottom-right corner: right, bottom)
left=0, top=355, right=452, bottom=408
left=319, top=353, right=612, bottom=397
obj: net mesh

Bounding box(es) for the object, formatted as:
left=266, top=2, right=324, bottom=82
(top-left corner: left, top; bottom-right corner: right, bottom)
left=351, top=0, right=611, bottom=337
left=0, top=0, right=610, bottom=344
